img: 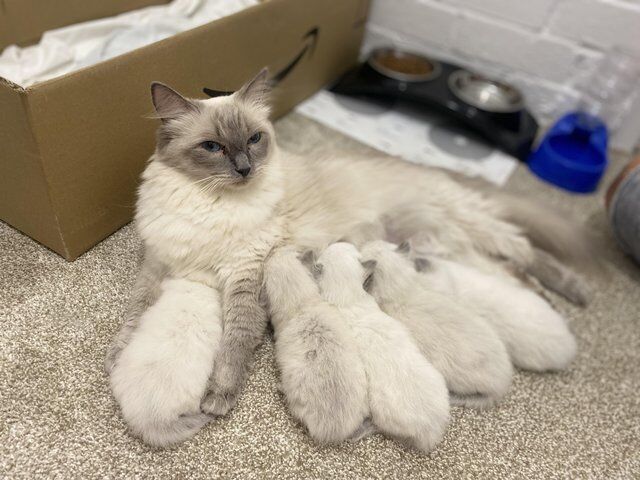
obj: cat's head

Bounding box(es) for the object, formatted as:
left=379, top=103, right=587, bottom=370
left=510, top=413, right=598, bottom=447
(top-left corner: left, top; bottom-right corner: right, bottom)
left=150, top=68, right=276, bottom=190
left=360, top=240, right=425, bottom=296
left=313, top=242, right=376, bottom=300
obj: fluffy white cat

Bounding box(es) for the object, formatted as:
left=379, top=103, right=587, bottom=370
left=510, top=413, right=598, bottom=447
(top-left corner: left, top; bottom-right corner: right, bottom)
left=315, top=243, right=450, bottom=452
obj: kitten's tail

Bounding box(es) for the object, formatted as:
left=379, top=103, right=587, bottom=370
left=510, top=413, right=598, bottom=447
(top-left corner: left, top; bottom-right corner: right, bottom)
left=136, top=413, right=212, bottom=447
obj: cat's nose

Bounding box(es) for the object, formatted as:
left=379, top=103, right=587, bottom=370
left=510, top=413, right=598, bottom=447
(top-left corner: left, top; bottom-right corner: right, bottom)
left=236, top=166, right=251, bottom=177
left=233, top=152, right=251, bottom=177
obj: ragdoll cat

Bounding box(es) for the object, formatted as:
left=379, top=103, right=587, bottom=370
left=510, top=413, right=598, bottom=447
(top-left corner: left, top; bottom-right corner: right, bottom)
left=110, top=278, right=221, bottom=446
left=263, top=246, right=369, bottom=443
left=314, top=242, right=450, bottom=452
left=107, top=71, right=284, bottom=418
left=106, top=68, right=591, bottom=419
left=360, top=240, right=513, bottom=409
left=405, top=239, right=577, bottom=372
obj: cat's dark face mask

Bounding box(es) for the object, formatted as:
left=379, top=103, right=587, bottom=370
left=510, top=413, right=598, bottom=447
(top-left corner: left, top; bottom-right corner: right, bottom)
left=150, top=69, right=275, bottom=190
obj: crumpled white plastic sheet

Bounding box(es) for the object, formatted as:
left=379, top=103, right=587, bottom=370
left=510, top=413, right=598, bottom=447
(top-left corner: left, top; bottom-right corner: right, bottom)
left=0, top=0, right=258, bottom=87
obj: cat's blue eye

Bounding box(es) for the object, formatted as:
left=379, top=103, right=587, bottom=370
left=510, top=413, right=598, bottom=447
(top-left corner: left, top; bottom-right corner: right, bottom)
left=201, top=141, right=222, bottom=152
left=248, top=132, right=261, bottom=144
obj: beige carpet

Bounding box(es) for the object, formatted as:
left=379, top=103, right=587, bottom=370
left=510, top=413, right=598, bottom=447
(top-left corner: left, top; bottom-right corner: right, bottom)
left=2, top=113, right=639, bottom=479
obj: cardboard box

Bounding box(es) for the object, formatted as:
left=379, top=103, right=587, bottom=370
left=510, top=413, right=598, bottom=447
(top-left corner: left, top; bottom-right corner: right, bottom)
left=0, top=0, right=369, bottom=260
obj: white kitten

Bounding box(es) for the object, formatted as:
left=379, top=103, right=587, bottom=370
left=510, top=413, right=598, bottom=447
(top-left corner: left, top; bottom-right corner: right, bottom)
left=315, top=243, right=450, bottom=452
left=263, top=247, right=369, bottom=443
left=360, top=241, right=513, bottom=409
left=109, top=278, right=222, bottom=446
left=407, top=242, right=577, bottom=372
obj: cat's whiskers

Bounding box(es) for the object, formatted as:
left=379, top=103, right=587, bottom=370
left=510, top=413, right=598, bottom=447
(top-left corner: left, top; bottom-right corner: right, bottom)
left=185, top=175, right=217, bottom=189
left=199, top=178, right=224, bottom=196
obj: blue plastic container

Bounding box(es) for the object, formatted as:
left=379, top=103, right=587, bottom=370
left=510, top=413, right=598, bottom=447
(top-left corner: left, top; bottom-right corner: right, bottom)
left=528, top=112, right=608, bottom=193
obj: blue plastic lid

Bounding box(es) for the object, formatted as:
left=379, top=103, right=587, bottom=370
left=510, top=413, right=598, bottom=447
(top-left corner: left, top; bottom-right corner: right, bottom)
left=527, top=112, right=608, bottom=193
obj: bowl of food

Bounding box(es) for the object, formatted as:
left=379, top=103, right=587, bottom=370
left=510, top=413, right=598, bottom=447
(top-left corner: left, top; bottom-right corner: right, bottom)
left=367, top=48, right=442, bottom=82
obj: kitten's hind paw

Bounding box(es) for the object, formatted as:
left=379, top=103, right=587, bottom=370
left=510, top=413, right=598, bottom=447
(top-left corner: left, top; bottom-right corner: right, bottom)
left=348, top=418, right=376, bottom=442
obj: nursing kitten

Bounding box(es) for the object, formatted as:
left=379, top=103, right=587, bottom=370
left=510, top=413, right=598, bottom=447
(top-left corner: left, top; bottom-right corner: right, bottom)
left=406, top=240, right=577, bottom=371
left=110, top=278, right=221, bottom=446
left=405, top=230, right=592, bottom=307
left=315, top=243, right=450, bottom=452
left=360, top=241, right=513, bottom=409
left=107, top=68, right=590, bottom=418
left=263, top=246, right=369, bottom=443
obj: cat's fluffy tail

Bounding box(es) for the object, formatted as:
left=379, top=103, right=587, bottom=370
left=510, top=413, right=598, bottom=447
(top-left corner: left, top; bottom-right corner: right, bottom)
left=451, top=171, right=595, bottom=270
left=496, top=194, right=595, bottom=270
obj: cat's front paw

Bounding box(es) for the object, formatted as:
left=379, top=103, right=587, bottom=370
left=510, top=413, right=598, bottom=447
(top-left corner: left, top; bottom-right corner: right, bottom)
left=200, top=389, right=237, bottom=416
left=200, top=360, right=245, bottom=416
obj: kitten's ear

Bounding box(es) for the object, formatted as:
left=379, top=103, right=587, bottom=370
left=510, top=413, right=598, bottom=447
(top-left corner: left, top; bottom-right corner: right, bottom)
left=363, top=272, right=375, bottom=292
left=396, top=241, right=411, bottom=254
left=236, top=68, right=271, bottom=109
left=299, top=250, right=315, bottom=268
left=360, top=259, right=377, bottom=272
left=312, top=263, right=323, bottom=279
left=151, top=82, right=197, bottom=121
left=360, top=259, right=376, bottom=292
left=414, top=257, right=430, bottom=272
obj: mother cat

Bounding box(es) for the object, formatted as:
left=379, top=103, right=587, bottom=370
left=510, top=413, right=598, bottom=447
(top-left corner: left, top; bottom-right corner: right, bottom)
left=106, top=69, right=589, bottom=432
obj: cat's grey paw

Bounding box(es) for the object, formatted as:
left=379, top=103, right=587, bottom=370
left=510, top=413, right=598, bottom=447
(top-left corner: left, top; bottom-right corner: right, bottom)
left=199, top=360, right=245, bottom=416
left=348, top=418, right=375, bottom=442
left=200, top=389, right=237, bottom=416
left=561, top=276, right=593, bottom=307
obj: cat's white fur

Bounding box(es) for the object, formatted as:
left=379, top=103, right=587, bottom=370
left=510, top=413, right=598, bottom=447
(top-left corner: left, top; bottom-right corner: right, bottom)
left=315, top=243, right=450, bottom=452
left=135, top=131, right=283, bottom=284
left=360, top=241, right=513, bottom=409
left=109, top=278, right=221, bottom=446
left=263, top=247, right=369, bottom=443
left=408, top=246, right=577, bottom=371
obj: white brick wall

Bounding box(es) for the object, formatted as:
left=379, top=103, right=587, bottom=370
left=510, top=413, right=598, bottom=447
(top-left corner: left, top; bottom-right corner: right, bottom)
left=364, top=0, right=640, bottom=151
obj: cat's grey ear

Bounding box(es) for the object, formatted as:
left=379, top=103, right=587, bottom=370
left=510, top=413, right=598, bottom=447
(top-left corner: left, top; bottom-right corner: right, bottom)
left=151, top=82, right=197, bottom=121
left=299, top=250, right=315, bottom=268
left=396, top=241, right=411, bottom=254
left=312, top=263, right=323, bottom=279
left=360, top=256, right=377, bottom=292
left=414, top=257, right=430, bottom=272
left=298, top=249, right=323, bottom=279
left=236, top=68, right=271, bottom=108
left=360, top=259, right=377, bottom=272
left=363, top=272, right=375, bottom=292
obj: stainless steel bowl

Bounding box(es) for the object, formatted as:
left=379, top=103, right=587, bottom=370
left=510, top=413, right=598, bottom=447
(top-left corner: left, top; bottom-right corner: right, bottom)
left=448, top=70, right=524, bottom=113
left=368, top=48, right=442, bottom=82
